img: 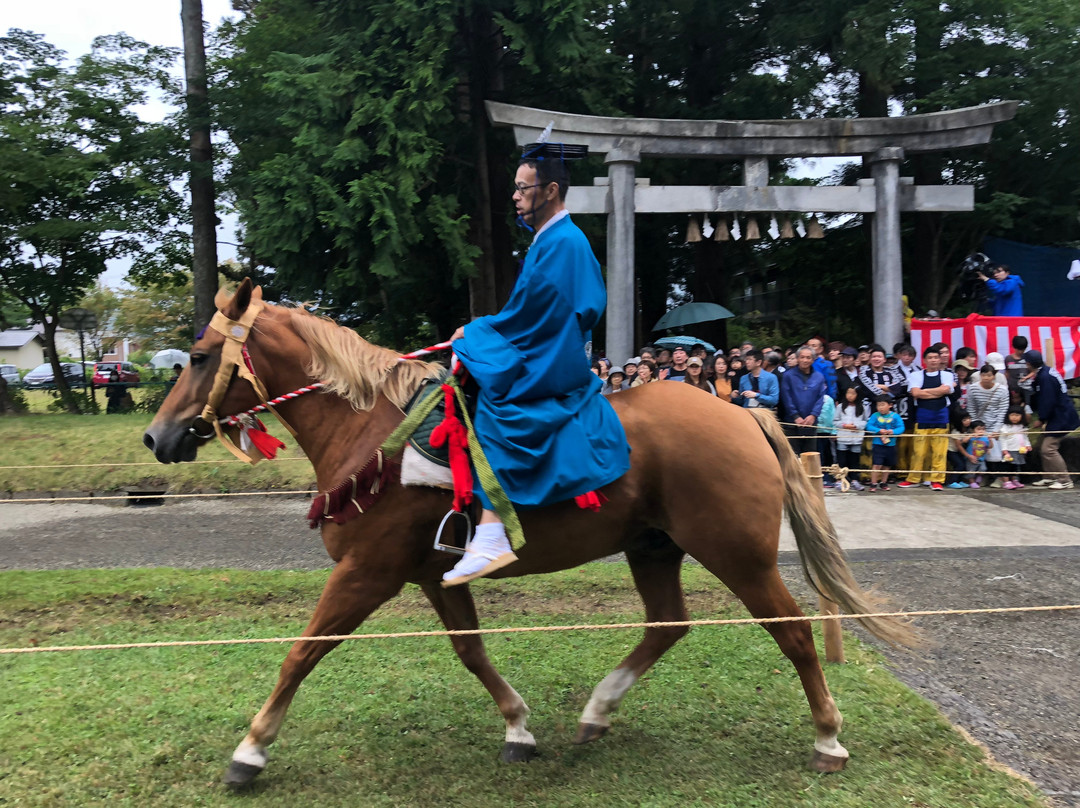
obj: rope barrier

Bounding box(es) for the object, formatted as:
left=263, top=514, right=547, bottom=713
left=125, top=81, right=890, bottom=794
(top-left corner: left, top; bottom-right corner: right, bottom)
left=1, top=490, right=311, bottom=504
left=776, top=422, right=1080, bottom=439
left=2, top=603, right=1078, bottom=656
left=0, top=457, right=311, bottom=471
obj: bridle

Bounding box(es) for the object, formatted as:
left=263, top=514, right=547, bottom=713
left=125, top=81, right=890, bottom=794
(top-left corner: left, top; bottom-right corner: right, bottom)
left=188, top=300, right=300, bottom=464
left=185, top=300, right=454, bottom=464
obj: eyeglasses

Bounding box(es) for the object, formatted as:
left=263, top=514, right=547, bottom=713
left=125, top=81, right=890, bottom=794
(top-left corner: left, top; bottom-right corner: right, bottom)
left=512, top=182, right=546, bottom=195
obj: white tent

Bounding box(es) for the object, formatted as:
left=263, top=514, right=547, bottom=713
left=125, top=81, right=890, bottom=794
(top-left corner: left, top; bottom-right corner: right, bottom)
left=150, top=349, right=190, bottom=370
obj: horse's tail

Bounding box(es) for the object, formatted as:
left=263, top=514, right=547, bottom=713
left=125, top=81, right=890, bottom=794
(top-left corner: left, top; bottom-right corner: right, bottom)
left=748, top=408, right=919, bottom=648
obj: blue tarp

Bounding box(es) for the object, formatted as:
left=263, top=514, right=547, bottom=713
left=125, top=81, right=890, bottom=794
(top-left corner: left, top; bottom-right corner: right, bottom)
left=983, top=236, right=1080, bottom=317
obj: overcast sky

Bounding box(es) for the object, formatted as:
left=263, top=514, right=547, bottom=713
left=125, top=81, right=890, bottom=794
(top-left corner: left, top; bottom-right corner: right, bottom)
left=7, top=1, right=241, bottom=287
left=7, top=0, right=238, bottom=72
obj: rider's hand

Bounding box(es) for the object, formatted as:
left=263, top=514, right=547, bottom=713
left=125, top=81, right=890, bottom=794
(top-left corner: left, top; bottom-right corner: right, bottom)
left=450, top=326, right=465, bottom=342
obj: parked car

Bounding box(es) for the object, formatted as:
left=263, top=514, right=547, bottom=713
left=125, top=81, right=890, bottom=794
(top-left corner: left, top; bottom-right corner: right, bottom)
left=22, top=362, right=86, bottom=389
left=1, top=364, right=19, bottom=386
left=92, top=361, right=140, bottom=386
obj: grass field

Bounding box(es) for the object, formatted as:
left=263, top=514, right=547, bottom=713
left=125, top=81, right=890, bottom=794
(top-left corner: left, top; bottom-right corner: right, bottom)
left=0, top=565, right=1048, bottom=807
left=0, top=410, right=307, bottom=493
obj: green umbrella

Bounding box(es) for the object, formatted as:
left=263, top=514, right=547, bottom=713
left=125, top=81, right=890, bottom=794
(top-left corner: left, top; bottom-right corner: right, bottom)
left=653, top=335, right=716, bottom=353
left=652, top=302, right=735, bottom=330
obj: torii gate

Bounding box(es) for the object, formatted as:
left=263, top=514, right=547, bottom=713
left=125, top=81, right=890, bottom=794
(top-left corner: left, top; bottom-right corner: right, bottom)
left=487, top=100, right=1017, bottom=363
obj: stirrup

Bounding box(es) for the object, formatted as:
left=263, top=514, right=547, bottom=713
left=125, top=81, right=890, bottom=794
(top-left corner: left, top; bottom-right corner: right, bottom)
left=433, top=509, right=471, bottom=556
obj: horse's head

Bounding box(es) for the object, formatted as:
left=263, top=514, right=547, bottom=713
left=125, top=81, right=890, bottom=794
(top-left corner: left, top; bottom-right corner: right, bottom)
left=144, top=279, right=282, bottom=463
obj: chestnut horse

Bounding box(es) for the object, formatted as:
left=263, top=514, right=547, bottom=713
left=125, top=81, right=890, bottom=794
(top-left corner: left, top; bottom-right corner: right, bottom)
left=144, top=281, right=914, bottom=787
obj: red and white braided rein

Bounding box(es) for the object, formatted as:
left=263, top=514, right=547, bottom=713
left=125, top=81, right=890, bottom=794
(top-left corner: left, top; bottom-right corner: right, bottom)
left=220, top=340, right=455, bottom=427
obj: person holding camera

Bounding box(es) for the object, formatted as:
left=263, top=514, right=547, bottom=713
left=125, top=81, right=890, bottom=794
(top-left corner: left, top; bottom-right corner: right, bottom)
left=978, top=263, right=1024, bottom=316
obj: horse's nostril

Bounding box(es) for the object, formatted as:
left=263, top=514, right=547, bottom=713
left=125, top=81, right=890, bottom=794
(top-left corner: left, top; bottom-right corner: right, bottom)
left=143, top=432, right=156, bottom=451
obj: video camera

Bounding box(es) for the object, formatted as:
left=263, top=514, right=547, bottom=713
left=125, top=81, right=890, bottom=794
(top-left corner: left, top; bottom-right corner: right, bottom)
left=956, top=252, right=993, bottom=307
left=959, top=252, right=993, bottom=280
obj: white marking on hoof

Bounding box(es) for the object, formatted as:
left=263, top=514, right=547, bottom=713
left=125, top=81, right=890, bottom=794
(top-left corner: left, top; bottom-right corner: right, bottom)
left=580, top=668, right=639, bottom=728
left=505, top=700, right=535, bottom=747
left=814, top=733, right=849, bottom=760
left=232, top=738, right=268, bottom=770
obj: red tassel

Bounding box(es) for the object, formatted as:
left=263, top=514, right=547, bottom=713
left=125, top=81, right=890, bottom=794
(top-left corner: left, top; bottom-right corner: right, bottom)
left=429, top=383, right=473, bottom=512
left=245, top=417, right=286, bottom=459
left=574, top=490, right=608, bottom=512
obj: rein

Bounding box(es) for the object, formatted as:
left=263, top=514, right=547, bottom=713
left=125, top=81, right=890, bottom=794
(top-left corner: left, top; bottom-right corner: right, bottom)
left=191, top=316, right=453, bottom=465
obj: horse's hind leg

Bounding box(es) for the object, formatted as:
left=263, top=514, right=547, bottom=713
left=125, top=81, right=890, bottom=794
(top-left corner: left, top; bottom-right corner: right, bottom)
left=723, top=565, right=847, bottom=772
left=575, top=536, right=689, bottom=744
left=420, top=582, right=537, bottom=762
left=225, top=558, right=406, bottom=786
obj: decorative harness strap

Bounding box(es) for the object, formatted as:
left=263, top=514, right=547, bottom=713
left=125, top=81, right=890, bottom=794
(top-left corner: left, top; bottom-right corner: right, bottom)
left=193, top=301, right=300, bottom=465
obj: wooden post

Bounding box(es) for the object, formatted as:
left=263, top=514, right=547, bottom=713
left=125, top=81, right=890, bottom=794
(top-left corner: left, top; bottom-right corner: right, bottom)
left=1044, top=337, right=1055, bottom=369
left=799, top=451, right=846, bottom=664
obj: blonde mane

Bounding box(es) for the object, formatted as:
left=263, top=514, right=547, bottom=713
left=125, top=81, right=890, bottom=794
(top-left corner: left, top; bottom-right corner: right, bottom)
left=286, top=307, right=443, bottom=411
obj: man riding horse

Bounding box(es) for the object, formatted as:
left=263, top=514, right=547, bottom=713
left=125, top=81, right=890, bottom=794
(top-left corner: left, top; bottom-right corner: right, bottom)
left=442, top=142, right=631, bottom=585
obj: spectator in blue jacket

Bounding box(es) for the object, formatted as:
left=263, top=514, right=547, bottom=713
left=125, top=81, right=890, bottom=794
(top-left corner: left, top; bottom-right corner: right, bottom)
left=979, top=264, right=1024, bottom=316
left=807, top=335, right=838, bottom=399
left=780, top=346, right=827, bottom=450
left=1025, top=350, right=1079, bottom=489
left=733, top=349, right=779, bottom=410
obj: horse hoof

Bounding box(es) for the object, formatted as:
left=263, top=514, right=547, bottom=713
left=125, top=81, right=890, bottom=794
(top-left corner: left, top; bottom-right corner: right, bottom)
left=223, top=760, right=264, bottom=787
left=500, top=742, right=538, bottom=763
left=572, top=722, right=609, bottom=745
left=810, top=750, right=848, bottom=773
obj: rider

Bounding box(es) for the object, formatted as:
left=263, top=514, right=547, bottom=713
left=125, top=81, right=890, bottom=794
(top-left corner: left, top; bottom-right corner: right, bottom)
left=442, top=142, right=631, bottom=586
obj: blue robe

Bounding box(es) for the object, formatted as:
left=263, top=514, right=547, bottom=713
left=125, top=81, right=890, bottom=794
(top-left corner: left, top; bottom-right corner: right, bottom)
left=454, top=214, right=631, bottom=508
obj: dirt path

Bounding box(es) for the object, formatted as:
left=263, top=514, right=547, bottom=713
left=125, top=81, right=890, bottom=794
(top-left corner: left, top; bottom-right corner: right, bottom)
left=2, top=493, right=1079, bottom=805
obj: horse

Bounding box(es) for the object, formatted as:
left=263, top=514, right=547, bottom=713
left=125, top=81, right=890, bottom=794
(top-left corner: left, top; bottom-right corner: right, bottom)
left=143, top=280, right=915, bottom=787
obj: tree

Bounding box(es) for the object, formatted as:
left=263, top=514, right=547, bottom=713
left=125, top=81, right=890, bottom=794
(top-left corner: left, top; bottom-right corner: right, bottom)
left=114, top=275, right=196, bottom=353
left=210, top=0, right=620, bottom=346
left=0, top=30, right=189, bottom=411
left=75, top=284, right=123, bottom=360
left=181, top=0, right=219, bottom=332
left=769, top=0, right=1080, bottom=313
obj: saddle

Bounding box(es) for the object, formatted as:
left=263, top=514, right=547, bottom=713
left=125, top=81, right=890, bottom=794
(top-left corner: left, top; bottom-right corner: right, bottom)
left=403, top=369, right=452, bottom=468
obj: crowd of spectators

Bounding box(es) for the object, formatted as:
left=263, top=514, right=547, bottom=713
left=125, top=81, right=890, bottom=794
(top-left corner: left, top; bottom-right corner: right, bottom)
left=594, top=334, right=1079, bottom=491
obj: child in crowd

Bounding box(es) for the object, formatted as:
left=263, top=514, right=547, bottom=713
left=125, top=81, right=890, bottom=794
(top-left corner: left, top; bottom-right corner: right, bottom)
left=998, top=407, right=1033, bottom=489
left=833, top=385, right=867, bottom=491
left=865, top=393, right=904, bottom=491
left=947, top=410, right=973, bottom=488
left=961, top=420, right=993, bottom=488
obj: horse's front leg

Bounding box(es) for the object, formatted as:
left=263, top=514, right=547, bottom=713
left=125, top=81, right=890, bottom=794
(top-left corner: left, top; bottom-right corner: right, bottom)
left=224, top=556, right=406, bottom=786
left=419, top=582, right=537, bottom=762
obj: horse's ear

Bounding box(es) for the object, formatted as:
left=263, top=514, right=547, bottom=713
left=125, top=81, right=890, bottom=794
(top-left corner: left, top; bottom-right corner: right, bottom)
left=219, top=278, right=255, bottom=319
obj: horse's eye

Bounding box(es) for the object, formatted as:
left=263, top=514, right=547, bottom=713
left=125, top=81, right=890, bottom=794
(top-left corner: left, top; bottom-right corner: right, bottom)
left=190, top=354, right=207, bottom=366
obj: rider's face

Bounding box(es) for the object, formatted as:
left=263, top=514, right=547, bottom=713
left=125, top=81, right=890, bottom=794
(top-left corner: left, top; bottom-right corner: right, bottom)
left=513, top=165, right=551, bottom=226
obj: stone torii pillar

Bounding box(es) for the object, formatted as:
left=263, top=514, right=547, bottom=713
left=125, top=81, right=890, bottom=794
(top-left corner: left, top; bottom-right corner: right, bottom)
left=605, top=148, right=639, bottom=365
left=870, top=147, right=904, bottom=349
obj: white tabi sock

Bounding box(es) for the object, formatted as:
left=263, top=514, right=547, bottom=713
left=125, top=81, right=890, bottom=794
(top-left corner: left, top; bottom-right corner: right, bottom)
left=443, top=522, right=514, bottom=582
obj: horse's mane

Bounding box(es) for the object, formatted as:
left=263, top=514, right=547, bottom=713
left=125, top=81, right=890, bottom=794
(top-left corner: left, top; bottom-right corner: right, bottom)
left=285, top=307, right=442, bottom=411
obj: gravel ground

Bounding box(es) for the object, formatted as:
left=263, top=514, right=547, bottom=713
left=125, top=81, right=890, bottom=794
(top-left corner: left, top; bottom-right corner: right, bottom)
left=779, top=552, right=1080, bottom=808
left=2, top=494, right=1079, bottom=805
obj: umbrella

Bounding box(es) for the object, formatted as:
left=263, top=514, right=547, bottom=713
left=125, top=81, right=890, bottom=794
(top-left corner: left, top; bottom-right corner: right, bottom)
left=150, top=349, right=190, bottom=370
left=652, top=302, right=735, bottom=331
left=653, top=335, right=716, bottom=353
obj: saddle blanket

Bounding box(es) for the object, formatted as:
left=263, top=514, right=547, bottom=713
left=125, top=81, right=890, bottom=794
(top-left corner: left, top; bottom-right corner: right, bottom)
left=400, top=373, right=453, bottom=490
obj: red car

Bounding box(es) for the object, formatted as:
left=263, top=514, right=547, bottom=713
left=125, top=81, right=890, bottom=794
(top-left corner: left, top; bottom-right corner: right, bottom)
left=93, top=361, right=141, bottom=386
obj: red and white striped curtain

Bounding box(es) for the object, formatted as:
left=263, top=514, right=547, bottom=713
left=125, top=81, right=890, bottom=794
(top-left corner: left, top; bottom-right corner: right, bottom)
left=910, top=314, right=1080, bottom=379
